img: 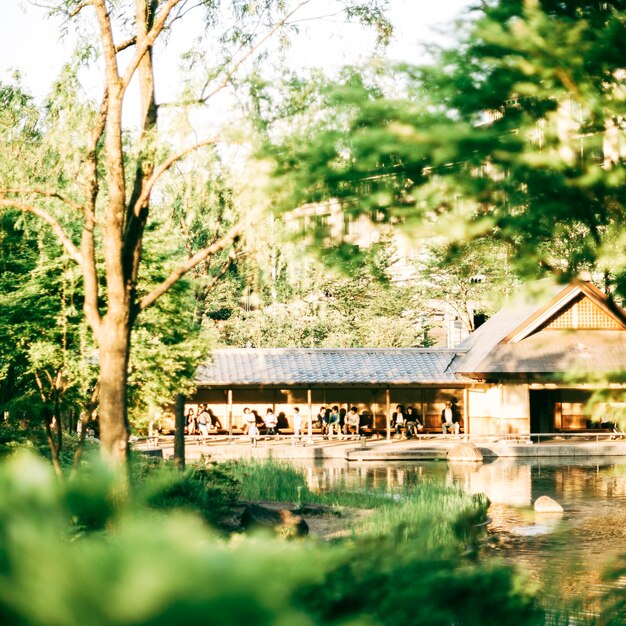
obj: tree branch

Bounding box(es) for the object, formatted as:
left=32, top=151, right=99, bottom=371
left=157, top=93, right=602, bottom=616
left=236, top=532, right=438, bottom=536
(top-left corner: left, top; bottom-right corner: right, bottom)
left=69, top=1, right=92, bottom=17
left=70, top=382, right=99, bottom=480
left=116, top=36, right=137, bottom=52
left=132, top=136, right=219, bottom=218
left=0, top=188, right=84, bottom=213
left=0, top=199, right=82, bottom=265
left=33, top=371, right=46, bottom=402
left=198, top=0, right=311, bottom=105
left=93, top=0, right=121, bottom=86
left=138, top=222, right=243, bottom=312
left=154, top=0, right=312, bottom=110
left=43, top=418, right=63, bottom=479
left=81, top=89, right=108, bottom=332
left=201, top=247, right=245, bottom=296
left=121, top=0, right=184, bottom=91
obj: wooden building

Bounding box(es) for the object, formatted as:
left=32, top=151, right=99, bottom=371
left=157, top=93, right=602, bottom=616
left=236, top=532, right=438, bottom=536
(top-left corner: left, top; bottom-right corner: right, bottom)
left=190, top=279, right=626, bottom=435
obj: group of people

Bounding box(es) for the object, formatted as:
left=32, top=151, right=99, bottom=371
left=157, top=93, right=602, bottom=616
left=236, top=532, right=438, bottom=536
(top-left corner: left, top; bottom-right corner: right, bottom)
left=185, top=404, right=222, bottom=436
left=315, top=405, right=361, bottom=438
left=241, top=406, right=303, bottom=447
left=393, top=401, right=461, bottom=437
left=186, top=400, right=461, bottom=442
left=391, top=404, right=424, bottom=438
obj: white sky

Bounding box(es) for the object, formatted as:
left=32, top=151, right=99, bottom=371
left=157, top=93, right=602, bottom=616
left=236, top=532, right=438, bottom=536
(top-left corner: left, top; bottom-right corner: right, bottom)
left=1, top=0, right=470, bottom=102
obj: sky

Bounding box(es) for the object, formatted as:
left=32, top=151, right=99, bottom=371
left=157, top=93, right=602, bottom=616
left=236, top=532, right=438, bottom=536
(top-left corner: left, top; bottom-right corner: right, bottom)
left=1, top=0, right=470, bottom=102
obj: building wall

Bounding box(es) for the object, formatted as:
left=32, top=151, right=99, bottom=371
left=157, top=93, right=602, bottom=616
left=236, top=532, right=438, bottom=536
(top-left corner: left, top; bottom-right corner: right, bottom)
left=467, top=383, right=531, bottom=435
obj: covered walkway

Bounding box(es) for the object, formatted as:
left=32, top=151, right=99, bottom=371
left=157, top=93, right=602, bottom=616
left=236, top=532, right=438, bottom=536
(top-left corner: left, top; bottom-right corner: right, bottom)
left=134, top=432, right=626, bottom=463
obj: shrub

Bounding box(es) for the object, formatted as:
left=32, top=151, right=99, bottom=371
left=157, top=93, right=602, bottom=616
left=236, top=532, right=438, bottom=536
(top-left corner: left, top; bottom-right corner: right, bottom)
left=0, top=453, right=548, bottom=626
left=141, top=463, right=241, bottom=528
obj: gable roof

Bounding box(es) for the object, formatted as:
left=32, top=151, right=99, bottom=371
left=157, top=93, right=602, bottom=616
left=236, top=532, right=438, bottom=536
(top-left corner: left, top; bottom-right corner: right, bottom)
left=453, top=279, right=626, bottom=378
left=463, top=330, right=626, bottom=379
left=195, top=348, right=466, bottom=387
left=501, top=280, right=626, bottom=343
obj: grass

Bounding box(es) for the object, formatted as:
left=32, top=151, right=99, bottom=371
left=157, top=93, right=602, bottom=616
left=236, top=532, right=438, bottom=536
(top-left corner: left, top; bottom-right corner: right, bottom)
left=221, top=457, right=486, bottom=551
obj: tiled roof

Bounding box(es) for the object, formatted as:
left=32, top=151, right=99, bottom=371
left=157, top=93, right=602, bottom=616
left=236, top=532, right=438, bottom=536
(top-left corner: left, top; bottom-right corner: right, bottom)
left=195, top=348, right=465, bottom=387
left=465, top=330, right=626, bottom=376
left=452, top=303, right=540, bottom=374
left=452, top=280, right=566, bottom=374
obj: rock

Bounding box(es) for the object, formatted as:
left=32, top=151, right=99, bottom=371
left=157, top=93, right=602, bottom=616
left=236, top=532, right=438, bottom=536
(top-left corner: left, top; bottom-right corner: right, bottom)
left=447, top=443, right=483, bottom=462
left=534, top=495, right=564, bottom=513
left=294, top=502, right=335, bottom=516
left=137, top=448, right=163, bottom=459
left=240, top=503, right=309, bottom=537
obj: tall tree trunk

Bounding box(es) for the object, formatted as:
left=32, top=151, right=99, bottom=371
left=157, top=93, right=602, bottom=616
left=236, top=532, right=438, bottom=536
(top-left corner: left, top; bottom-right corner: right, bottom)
left=97, top=320, right=131, bottom=467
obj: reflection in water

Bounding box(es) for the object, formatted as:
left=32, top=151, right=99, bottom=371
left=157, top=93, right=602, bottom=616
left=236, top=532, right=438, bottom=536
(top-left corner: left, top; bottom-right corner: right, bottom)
left=294, top=456, right=626, bottom=609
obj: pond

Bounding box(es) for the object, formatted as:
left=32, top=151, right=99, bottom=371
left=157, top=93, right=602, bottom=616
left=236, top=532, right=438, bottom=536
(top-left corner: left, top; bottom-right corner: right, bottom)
left=296, top=456, right=626, bottom=610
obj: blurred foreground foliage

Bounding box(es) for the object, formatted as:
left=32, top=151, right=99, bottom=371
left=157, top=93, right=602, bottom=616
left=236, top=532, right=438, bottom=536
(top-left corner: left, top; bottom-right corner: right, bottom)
left=0, top=452, right=543, bottom=626
left=0, top=422, right=99, bottom=469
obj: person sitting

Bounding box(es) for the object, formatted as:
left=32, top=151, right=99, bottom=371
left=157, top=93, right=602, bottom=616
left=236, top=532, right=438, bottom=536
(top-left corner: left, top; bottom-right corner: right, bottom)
left=208, top=408, right=222, bottom=430
left=441, top=401, right=460, bottom=435
left=392, top=404, right=406, bottom=438
left=321, top=408, right=331, bottom=437
left=264, top=408, right=278, bottom=436
left=344, top=406, right=360, bottom=435
left=405, top=405, right=424, bottom=439
left=315, top=406, right=326, bottom=429
left=185, top=408, right=196, bottom=435
left=602, top=404, right=622, bottom=439
left=327, top=406, right=340, bottom=438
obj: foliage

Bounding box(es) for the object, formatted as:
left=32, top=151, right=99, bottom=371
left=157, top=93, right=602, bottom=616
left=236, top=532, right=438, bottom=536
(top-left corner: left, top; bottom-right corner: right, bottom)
left=0, top=0, right=392, bottom=466
left=265, top=1, right=626, bottom=300
left=300, top=544, right=540, bottom=626
left=226, top=457, right=308, bottom=503
left=0, top=453, right=325, bottom=626
left=0, top=209, right=90, bottom=424
left=414, top=238, right=522, bottom=332
left=0, top=452, right=551, bottom=626
left=141, top=462, right=241, bottom=528
left=0, top=161, right=206, bottom=437
left=0, top=421, right=99, bottom=468
left=209, top=235, right=434, bottom=347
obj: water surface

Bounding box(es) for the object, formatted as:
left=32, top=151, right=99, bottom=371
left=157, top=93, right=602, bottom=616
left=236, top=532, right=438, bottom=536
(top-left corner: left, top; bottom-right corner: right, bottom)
left=296, top=456, right=626, bottom=608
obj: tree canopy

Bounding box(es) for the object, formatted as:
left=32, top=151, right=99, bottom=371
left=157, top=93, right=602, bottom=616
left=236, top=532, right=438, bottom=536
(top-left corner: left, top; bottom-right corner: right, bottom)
left=266, top=0, right=626, bottom=300
left=0, top=0, right=390, bottom=472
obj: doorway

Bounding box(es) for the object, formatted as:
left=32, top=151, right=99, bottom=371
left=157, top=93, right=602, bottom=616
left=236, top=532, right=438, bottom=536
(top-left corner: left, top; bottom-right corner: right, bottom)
left=529, top=389, right=559, bottom=433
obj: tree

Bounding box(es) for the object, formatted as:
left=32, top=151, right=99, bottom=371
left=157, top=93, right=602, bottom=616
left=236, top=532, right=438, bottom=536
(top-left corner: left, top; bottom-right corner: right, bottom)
left=266, top=1, right=626, bottom=301
left=210, top=235, right=433, bottom=348
left=0, top=1, right=389, bottom=472
left=414, top=238, right=521, bottom=335
left=0, top=209, right=91, bottom=476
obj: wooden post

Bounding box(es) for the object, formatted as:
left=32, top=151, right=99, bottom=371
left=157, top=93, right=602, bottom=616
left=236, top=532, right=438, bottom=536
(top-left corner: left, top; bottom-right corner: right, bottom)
left=173, top=393, right=185, bottom=471
left=227, top=389, right=233, bottom=439
left=372, top=394, right=378, bottom=434
left=307, top=388, right=313, bottom=438
left=386, top=388, right=391, bottom=441
left=463, top=387, right=469, bottom=439
left=498, top=383, right=504, bottom=436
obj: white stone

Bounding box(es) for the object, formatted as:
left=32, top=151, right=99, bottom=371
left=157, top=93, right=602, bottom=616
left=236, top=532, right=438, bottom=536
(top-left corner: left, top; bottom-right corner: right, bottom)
left=533, top=495, right=564, bottom=513
left=447, top=443, right=483, bottom=462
